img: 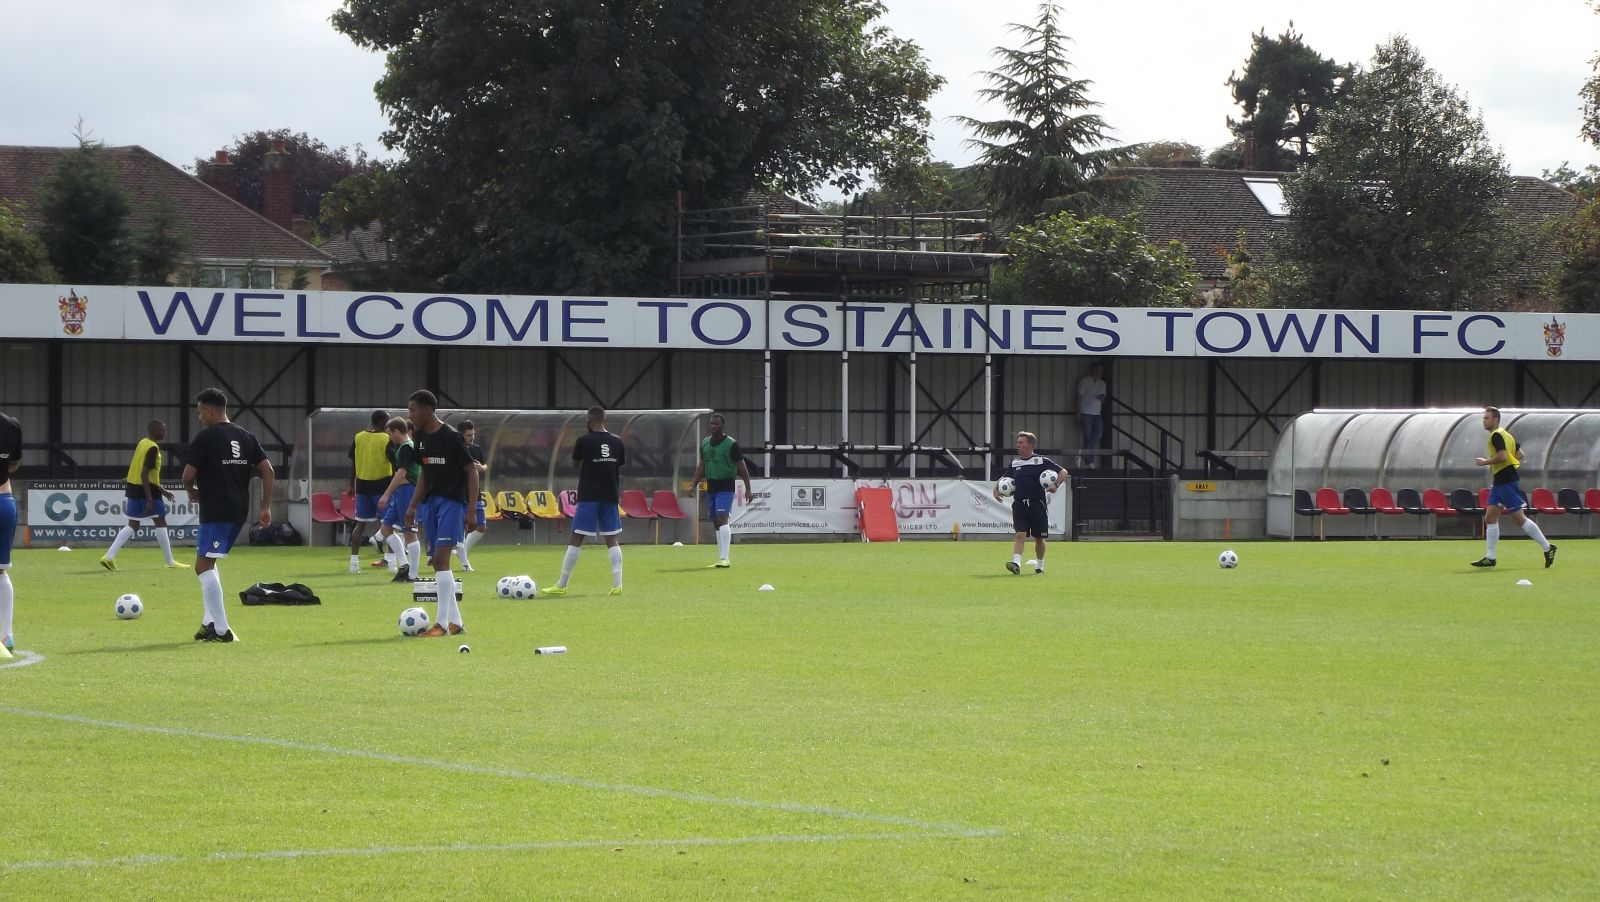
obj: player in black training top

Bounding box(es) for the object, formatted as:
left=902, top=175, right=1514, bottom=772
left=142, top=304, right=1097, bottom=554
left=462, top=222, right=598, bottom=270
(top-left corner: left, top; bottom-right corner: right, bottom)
left=992, top=430, right=1065, bottom=575
left=454, top=419, right=490, bottom=572
left=545, top=406, right=625, bottom=596
left=403, top=390, right=479, bottom=637
left=1, top=408, right=22, bottom=651
left=181, top=388, right=274, bottom=643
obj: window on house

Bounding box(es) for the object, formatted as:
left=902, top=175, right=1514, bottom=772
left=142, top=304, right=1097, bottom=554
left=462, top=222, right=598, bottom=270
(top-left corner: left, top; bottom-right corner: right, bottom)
left=197, top=266, right=275, bottom=289
left=1242, top=178, right=1289, bottom=217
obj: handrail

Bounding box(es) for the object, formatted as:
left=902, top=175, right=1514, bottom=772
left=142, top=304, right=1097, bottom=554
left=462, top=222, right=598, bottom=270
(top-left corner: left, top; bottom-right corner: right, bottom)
left=1105, top=398, right=1185, bottom=473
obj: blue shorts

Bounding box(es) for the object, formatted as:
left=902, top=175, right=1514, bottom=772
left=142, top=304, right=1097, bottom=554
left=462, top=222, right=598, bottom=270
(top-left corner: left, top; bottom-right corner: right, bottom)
left=125, top=496, right=168, bottom=520
left=355, top=492, right=382, bottom=522
left=419, top=497, right=466, bottom=555
left=383, top=484, right=415, bottom=530
left=573, top=501, right=622, bottom=537
left=1488, top=482, right=1527, bottom=512
left=708, top=491, right=735, bottom=520
left=0, top=494, right=15, bottom=570
left=197, top=521, right=242, bottom=559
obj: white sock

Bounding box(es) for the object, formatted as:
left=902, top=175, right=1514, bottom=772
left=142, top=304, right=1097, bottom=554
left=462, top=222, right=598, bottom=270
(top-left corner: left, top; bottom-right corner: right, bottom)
left=200, top=568, right=229, bottom=634
left=1485, top=524, right=1500, bottom=558
left=387, top=534, right=405, bottom=567
left=1521, top=518, right=1552, bottom=551
left=0, top=572, right=13, bottom=640
left=716, top=525, right=731, bottom=559
left=1012, top=553, right=1023, bottom=565
left=608, top=545, right=623, bottom=587
left=437, top=569, right=460, bottom=627
left=106, top=525, right=134, bottom=560
left=1035, top=557, right=1044, bottom=571
left=459, top=530, right=482, bottom=566
left=407, top=540, right=421, bottom=573
left=155, top=527, right=175, bottom=565
left=558, top=546, right=580, bottom=588
left=350, top=553, right=360, bottom=565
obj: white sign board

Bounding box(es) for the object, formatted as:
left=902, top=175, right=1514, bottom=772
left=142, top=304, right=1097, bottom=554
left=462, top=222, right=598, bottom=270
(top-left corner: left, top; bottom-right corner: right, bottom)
left=26, top=481, right=200, bottom=544
left=729, top=479, right=1067, bottom=536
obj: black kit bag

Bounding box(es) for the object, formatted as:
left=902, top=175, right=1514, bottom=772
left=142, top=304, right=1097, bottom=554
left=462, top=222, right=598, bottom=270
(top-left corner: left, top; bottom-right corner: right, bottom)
left=239, top=582, right=322, bottom=606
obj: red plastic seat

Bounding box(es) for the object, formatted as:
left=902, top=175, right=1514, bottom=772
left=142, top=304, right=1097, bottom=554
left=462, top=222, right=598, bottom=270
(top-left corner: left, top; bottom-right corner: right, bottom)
left=650, top=490, right=688, bottom=520
left=1314, top=487, right=1350, bottom=515
left=1479, top=487, right=1491, bottom=511
left=1530, top=487, right=1565, bottom=516
left=1422, top=489, right=1457, bottom=517
left=311, top=492, right=344, bottom=524
left=620, top=489, right=656, bottom=520
left=337, top=490, right=358, bottom=520
left=1370, top=487, right=1404, bottom=516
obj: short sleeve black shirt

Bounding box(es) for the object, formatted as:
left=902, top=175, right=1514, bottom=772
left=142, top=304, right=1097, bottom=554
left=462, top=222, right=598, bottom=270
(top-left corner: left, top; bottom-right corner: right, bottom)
left=188, top=421, right=267, bottom=523
left=466, top=443, right=486, bottom=466
left=1007, top=455, right=1064, bottom=503
left=0, top=412, right=21, bottom=484
left=573, top=430, right=625, bottom=503
left=415, top=423, right=475, bottom=504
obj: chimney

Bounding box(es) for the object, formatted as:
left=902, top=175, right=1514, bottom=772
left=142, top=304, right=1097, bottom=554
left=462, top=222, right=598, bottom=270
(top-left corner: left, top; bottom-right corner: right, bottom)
left=289, top=216, right=314, bottom=241
left=262, top=138, right=293, bottom=229
left=1242, top=136, right=1256, bottom=172
left=205, top=149, right=237, bottom=199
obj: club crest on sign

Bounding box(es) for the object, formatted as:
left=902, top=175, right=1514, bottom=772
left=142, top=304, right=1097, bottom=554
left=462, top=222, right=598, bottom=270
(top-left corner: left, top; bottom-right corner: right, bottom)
left=1543, top=317, right=1566, bottom=358
left=59, top=289, right=88, bottom=336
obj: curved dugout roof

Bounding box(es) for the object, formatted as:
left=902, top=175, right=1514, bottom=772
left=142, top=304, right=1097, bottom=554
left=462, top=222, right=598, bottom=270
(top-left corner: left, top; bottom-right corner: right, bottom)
left=1268, top=409, right=1600, bottom=497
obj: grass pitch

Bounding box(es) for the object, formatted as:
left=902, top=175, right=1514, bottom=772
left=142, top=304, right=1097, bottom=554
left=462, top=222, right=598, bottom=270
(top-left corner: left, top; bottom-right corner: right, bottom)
left=2, top=537, right=1597, bottom=899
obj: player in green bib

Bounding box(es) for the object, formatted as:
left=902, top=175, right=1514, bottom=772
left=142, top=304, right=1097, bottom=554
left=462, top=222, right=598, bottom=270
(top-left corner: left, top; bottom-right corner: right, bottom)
left=691, top=413, right=753, bottom=568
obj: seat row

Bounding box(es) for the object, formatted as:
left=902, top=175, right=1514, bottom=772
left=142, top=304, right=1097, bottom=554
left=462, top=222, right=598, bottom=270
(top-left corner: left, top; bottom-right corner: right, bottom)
left=310, top=489, right=692, bottom=540
left=1293, top=487, right=1600, bottom=539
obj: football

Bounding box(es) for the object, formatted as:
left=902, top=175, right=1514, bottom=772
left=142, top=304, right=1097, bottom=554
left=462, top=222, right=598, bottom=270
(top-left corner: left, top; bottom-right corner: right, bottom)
left=510, top=576, right=538, bottom=599
left=114, top=593, right=143, bottom=620
left=496, top=576, right=517, bottom=598
left=1039, top=469, right=1059, bottom=490
left=398, top=606, right=431, bottom=636
left=1218, top=549, right=1239, bottom=569
left=997, top=476, right=1016, bottom=497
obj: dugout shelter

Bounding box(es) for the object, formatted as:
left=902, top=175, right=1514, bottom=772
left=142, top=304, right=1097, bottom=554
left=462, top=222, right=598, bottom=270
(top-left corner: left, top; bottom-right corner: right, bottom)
left=1267, top=408, right=1600, bottom=539
left=288, top=407, right=710, bottom=546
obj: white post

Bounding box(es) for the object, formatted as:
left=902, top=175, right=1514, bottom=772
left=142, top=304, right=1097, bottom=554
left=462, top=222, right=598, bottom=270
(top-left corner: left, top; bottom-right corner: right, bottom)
left=763, top=350, right=773, bottom=478
left=908, top=350, right=918, bottom=478
left=840, top=350, right=850, bottom=478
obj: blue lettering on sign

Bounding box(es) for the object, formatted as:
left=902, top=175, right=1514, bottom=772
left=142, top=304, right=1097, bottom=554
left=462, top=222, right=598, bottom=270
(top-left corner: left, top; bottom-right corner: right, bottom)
left=884, top=306, right=931, bottom=349
left=1458, top=314, right=1505, bottom=356
left=486, top=298, right=548, bottom=342
left=839, top=304, right=886, bottom=349
left=562, top=300, right=606, bottom=343
left=1334, top=314, right=1379, bottom=353
left=1147, top=310, right=1194, bottom=352
left=297, top=293, right=338, bottom=338
left=235, top=292, right=285, bottom=337
left=138, top=290, right=225, bottom=335
left=965, top=308, right=1010, bottom=350
left=1413, top=314, right=1451, bottom=354
left=691, top=302, right=752, bottom=346
left=782, top=304, right=829, bottom=347
left=1023, top=309, right=1068, bottom=351
left=1076, top=310, right=1119, bottom=352
left=349, top=294, right=404, bottom=340
left=639, top=301, right=689, bottom=343
left=1259, top=313, right=1325, bottom=353
left=414, top=296, right=476, bottom=341
left=1197, top=311, right=1250, bottom=354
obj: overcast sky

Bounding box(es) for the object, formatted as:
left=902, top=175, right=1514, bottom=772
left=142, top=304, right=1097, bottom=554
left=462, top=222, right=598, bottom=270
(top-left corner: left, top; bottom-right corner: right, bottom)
left=5, top=0, right=1597, bottom=191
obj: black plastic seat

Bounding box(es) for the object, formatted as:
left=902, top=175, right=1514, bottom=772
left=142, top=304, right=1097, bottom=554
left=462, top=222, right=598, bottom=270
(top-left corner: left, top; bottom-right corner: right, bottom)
left=1449, top=488, right=1484, bottom=517
left=1343, top=487, right=1378, bottom=538
left=1293, top=489, right=1323, bottom=540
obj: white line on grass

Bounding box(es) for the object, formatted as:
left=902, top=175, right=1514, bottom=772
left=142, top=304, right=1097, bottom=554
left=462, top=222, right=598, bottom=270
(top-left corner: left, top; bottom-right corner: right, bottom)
left=0, top=650, right=44, bottom=670
left=0, top=707, right=1002, bottom=837
left=4, top=830, right=980, bottom=873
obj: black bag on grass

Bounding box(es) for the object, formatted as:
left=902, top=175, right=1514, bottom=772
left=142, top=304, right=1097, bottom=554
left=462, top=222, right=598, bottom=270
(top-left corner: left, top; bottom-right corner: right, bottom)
left=239, top=582, right=321, bottom=606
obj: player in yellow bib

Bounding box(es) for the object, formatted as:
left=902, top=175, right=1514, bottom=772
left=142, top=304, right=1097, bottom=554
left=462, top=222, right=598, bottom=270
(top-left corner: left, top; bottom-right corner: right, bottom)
left=101, top=420, right=188, bottom=571
left=1471, top=406, right=1555, bottom=569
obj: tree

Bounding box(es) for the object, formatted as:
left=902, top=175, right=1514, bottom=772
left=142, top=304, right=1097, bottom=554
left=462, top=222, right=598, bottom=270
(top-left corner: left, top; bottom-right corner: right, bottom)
left=992, top=211, right=1197, bottom=307
left=1131, top=141, right=1205, bottom=168
left=846, top=161, right=988, bottom=212
left=1225, top=24, right=1351, bottom=171
left=0, top=201, right=57, bottom=283
left=1583, top=3, right=1600, bottom=147
left=331, top=0, right=942, bottom=294
left=1551, top=198, right=1600, bottom=312
left=38, top=133, right=133, bottom=285
left=196, top=130, right=378, bottom=224
left=131, top=192, right=189, bottom=285
left=1544, top=162, right=1600, bottom=202
left=1277, top=37, right=1513, bottom=310
left=957, top=2, right=1135, bottom=229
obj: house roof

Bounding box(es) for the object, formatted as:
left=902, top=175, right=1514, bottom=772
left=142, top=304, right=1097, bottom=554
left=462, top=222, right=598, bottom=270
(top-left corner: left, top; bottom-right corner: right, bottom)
left=0, top=144, right=331, bottom=265
left=1115, top=166, right=1579, bottom=284
left=320, top=222, right=394, bottom=267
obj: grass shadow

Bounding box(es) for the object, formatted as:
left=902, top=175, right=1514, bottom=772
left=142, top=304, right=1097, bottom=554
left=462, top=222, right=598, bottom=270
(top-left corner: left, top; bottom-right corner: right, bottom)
left=71, top=641, right=202, bottom=655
